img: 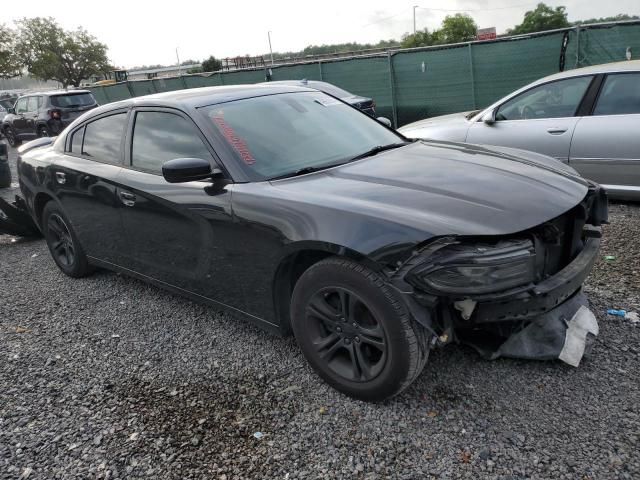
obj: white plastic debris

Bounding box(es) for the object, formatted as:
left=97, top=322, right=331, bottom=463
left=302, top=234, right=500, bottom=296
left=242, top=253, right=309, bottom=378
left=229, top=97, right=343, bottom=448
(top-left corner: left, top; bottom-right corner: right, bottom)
left=559, top=306, right=599, bottom=367
left=625, top=311, right=639, bottom=323
left=253, top=432, right=264, bottom=440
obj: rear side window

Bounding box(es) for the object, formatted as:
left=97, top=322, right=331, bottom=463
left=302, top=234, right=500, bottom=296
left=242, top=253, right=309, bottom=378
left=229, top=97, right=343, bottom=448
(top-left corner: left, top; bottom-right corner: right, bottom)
left=82, top=113, right=127, bottom=164
left=27, top=97, right=38, bottom=112
left=593, top=73, right=640, bottom=116
left=51, top=93, right=96, bottom=108
left=70, top=127, right=84, bottom=153
left=131, top=111, right=212, bottom=174
left=496, top=76, right=593, bottom=121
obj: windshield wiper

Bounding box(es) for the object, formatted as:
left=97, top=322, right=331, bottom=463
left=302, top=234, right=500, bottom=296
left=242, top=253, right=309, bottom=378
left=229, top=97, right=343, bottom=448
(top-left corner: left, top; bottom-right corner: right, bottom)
left=269, top=163, right=345, bottom=181
left=349, top=142, right=409, bottom=161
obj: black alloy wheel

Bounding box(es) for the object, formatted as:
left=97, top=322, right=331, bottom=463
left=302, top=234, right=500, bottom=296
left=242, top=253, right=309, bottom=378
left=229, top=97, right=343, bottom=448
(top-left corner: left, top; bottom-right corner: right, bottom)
left=291, top=257, right=431, bottom=402
left=306, top=286, right=387, bottom=382
left=42, top=202, right=93, bottom=278
left=47, top=213, right=76, bottom=268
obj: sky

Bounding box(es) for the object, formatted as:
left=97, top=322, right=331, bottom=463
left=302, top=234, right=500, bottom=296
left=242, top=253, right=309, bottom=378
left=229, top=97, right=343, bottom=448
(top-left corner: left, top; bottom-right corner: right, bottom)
left=4, top=0, right=640, bottom=69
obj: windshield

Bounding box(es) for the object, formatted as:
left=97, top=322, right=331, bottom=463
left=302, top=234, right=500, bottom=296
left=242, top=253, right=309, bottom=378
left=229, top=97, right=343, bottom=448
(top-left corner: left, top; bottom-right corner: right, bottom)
left=50, top=93, right=96, bottom=108
left=200, top=91, right=402, bottom=180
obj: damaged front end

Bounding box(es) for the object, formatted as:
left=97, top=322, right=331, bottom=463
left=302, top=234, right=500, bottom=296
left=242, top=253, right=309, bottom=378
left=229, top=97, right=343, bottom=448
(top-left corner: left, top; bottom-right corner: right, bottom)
left=393, top=184, right=608, bottom=367
left=0, top=195, right=41, bottom=237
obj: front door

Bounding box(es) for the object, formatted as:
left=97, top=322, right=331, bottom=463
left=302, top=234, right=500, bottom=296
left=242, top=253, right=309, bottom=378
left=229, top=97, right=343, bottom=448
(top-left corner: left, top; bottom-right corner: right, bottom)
left=467, top=75, right=595, bottom=162
left=12, top=97, right=29, bottom=136
left=117, top=108, right=235, bottom=301
left=569, top=72, right=640, bottom=190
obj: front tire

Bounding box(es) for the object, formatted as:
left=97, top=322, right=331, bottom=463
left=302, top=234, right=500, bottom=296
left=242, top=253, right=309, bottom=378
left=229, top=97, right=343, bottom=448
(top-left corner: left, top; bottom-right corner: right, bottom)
left=42, top=202, right=93, bottom=278
left=4, top=127, right=20, bottom=147
left=291, top=257, right=430, bottom=401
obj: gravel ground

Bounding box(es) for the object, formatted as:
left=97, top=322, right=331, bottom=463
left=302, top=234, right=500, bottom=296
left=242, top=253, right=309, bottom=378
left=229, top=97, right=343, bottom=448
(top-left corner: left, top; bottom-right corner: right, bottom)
left=1, top=145, right=639, bottom=480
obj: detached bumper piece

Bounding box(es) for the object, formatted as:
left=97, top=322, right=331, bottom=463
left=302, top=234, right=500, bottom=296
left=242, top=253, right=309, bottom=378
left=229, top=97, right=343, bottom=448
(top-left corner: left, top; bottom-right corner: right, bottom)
left=0, top=195, right=40, bottom=237
left=459, top=291, right=598, bottom=367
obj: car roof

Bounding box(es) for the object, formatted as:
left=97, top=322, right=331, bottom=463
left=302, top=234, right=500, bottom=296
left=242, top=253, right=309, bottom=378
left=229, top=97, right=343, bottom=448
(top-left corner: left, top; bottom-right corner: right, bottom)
left=18, top=89, right=94, bottom=98
left=86, top=84, right=316, bottom=116
left=532, top=60, right=640, bottom=85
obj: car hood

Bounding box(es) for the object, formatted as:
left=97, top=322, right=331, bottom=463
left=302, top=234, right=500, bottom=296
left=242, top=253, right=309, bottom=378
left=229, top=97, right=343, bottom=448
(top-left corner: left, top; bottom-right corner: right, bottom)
left=399, top=111, right=475, bottom=133
left=270, top=141, right=589, bottom=237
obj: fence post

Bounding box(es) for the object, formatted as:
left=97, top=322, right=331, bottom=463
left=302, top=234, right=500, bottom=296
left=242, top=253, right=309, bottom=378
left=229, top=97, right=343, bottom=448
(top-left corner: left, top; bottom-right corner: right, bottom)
left=468, top=43, right=477, bottom=109
left=575, top=25, right=581, bottom=68
left=387, top=51, right=398, bottom=128
left=125, top=81, right=135, bottom=98
left=180, top=75, right=188, bottom=89
left=318, top=61, right=323, bottom=80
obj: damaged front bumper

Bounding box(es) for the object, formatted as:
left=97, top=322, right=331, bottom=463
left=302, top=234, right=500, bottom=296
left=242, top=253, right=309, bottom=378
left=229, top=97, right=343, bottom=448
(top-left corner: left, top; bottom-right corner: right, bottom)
left=0, top=195, right=41, bottom=237
left=393, top=185, right=607, bottom=366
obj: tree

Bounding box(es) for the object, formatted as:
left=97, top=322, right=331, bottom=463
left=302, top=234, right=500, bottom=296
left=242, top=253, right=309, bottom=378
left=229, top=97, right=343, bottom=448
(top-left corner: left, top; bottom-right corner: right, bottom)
left=15, top=17, right=110, bottom=87
left=508, top=3, right=570, bottom=35
left=0, top=24, right=21, bottom=78
left=401, top=29, right=433, bottom=48
left=201, top=55, right=222, bottom=72
left=574, top=14, right=639, bottom=26
left=437, top=13, right=478, bottom=44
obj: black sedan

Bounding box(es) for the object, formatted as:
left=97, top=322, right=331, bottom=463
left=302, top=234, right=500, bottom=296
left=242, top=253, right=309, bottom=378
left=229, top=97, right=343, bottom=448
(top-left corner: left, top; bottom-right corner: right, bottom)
left=16, top=84, right=607, bottom=401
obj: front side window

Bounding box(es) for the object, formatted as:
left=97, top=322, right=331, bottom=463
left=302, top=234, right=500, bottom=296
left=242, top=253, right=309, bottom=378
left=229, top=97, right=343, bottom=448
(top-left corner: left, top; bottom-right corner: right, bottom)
left=200, top=91, right=402, bottom=180
left=131, top=112, right=213, bottom=174
left=496, top=76, right=593, bottom=121
left=15, top=98, right=28, bottom=114
left=82, top=113, right=127, bottom=164
left=593, top=73, right=640, bottom=115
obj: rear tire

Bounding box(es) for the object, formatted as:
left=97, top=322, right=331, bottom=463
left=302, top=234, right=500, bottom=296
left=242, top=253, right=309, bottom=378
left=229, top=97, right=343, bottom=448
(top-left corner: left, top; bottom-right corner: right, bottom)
left=37, top=125, right=50, bottom=137
left=42, top=202, right=93, bottom=278
left=291, top=257, right=430, bottom=401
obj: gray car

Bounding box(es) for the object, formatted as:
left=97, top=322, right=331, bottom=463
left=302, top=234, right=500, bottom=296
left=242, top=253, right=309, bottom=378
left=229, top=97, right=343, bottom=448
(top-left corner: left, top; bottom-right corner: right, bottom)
left=400, top=60, right=640, bottom=199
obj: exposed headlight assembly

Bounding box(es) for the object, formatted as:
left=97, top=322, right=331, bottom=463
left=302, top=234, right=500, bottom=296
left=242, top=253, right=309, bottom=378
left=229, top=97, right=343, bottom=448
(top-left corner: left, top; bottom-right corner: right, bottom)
left=406, top=238, right=537, bottom=295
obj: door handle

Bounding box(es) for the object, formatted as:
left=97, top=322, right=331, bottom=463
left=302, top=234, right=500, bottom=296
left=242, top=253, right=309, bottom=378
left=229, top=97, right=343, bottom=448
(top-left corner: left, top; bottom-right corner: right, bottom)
left=55, top=172, right=66, bottom=185
left=119, top=190, right=136, bottom=207
left=547, top=128, right=568, bottom=135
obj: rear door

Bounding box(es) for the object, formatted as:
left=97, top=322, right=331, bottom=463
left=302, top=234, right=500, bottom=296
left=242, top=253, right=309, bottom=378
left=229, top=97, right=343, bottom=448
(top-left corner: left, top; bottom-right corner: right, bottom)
left=116, top=108, right=234, bottom=296
left=51, top=111, right=128, bottom=264
left=467, top=75, right=595, bottom=161
left=569, top=72, right=640, bottom=192
left=24, top=96, right=41, bottom=137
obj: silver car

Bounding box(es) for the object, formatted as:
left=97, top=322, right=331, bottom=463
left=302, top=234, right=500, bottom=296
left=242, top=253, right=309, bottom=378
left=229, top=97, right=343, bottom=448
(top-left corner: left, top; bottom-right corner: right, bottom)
left=400, top=60, right=640, bottom=199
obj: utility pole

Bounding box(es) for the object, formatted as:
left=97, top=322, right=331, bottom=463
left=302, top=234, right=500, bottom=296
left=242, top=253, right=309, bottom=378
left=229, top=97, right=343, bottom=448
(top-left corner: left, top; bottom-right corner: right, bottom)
left=413, top=5, right=419, bottom=34
left=268, top=31, right=274, bottom=65
left=176, top=47, right=181, bottom=76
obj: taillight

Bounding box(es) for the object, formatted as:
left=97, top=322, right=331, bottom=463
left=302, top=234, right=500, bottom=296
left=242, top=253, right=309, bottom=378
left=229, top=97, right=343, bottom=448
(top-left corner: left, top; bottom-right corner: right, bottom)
left=49, top=109, right=61, bottom=120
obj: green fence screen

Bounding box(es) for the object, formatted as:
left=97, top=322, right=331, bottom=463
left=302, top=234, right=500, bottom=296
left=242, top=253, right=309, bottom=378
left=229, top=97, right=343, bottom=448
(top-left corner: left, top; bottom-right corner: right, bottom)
left=89, top=22, right=640, bottom=127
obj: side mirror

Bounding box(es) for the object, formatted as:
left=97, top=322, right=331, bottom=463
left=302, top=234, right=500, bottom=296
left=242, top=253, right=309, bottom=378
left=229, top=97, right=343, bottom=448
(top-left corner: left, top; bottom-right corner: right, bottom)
left=377, top=117, right=392, bottom=128
left=481, top=109, right=496, bottom=125
left=7, top=107, right=15, bottom=114
left=162, top=158, right=220, bottom=183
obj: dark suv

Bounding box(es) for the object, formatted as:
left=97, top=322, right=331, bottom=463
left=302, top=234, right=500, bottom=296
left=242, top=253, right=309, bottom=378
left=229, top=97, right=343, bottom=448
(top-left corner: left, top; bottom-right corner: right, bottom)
left=1, top=90, right=98, bottom=147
